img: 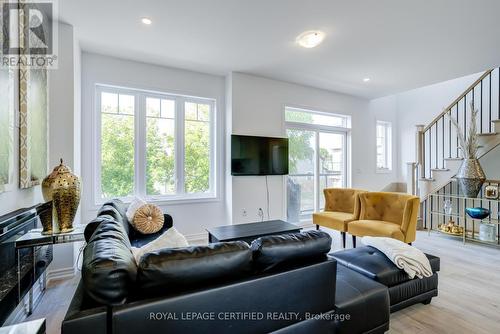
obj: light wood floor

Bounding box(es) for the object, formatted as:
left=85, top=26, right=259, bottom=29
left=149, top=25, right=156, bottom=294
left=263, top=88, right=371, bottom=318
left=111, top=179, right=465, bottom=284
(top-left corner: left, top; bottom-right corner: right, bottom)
left=25, top=231, right=500, bottom=334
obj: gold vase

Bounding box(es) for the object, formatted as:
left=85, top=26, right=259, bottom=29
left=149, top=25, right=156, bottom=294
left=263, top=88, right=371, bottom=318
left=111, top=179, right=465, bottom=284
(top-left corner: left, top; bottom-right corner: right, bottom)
left=42, top=159, right=81, bottom=233
left=41, top=167, right=58, bottom=234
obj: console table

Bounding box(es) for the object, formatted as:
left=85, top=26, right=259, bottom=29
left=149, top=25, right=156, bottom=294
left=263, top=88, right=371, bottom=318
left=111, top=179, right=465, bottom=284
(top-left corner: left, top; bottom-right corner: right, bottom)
left=427, top=181, right=499, bottom=246
left=207, top=220, right=301, bottom=244
left=15, top=226, right=85, bottom=315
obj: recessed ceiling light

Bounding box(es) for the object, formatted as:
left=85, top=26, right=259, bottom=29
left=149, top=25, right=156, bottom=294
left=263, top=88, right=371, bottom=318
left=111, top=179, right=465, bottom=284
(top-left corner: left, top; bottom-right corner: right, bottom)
left=363, top=78, right=371, bottom=82
left=141, top=17, right=152, bottom=25
left=296, top=30, right=325, bottom=48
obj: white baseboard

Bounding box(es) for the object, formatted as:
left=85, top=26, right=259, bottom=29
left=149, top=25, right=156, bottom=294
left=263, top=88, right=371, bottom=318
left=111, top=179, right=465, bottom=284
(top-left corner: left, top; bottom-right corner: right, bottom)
left=185, top=232, right=208, bottom=245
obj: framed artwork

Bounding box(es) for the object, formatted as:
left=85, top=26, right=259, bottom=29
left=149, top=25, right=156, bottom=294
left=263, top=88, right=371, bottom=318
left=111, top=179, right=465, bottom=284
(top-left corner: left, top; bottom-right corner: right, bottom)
left=484, top=184, right=499, bottom=200
left=18, top=0, right=49, bottom=188
left=18, top=67, right=49, bottom=188
left=0, top=68, right=15, bottom=193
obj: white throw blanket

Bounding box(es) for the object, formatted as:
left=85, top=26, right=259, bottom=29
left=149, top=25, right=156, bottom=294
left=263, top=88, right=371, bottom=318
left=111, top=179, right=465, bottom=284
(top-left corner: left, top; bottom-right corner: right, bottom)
left=361, top=236, right=433, bottom=279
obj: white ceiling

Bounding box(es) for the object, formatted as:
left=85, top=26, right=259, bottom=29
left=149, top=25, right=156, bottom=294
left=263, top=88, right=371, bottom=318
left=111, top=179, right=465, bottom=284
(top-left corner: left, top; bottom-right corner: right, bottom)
left=60, top=0, right=500, bottom=98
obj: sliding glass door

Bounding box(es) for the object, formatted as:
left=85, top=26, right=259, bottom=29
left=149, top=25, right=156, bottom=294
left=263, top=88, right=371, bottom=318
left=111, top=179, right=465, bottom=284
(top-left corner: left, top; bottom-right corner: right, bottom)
left=287, top=129, right=316, bottom=222
left=285, top=107, right=349, bottom=223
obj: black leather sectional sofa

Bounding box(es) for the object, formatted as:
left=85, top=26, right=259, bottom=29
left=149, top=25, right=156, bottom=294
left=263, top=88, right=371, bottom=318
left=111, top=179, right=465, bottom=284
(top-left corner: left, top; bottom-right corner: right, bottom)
left=62, top=200, right=439, bottom=334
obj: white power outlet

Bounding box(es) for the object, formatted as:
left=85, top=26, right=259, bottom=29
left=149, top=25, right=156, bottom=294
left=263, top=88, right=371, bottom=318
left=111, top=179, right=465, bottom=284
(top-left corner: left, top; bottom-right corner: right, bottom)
left=258, top=208, right=264, bottom=219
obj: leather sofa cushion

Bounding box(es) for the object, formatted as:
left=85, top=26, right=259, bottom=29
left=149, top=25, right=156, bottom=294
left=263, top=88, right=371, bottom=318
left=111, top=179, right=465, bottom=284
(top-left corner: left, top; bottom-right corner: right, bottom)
left=334, top=265, right=389, bottom=334
left=84, top=199, right=130, bottom=242
left=332, top=246, right=440, bottom=287
left=347, top=220, right=405, bottom=241
left=313, top=211, right=355, bottom=232
left=251, top=231, right=332, bottom=272
left=137, top=241, right=252, bottom=291
left=82, top=217, right=137, bottom=305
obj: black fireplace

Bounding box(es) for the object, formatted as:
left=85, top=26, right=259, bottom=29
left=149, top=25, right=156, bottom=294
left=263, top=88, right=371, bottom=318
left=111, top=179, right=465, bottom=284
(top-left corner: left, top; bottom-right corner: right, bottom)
left=0, top=204, right=53, bottom=325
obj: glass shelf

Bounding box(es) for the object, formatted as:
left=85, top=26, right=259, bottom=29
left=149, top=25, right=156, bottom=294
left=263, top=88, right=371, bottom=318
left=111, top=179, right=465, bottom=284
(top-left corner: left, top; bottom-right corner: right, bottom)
left=426, top=180, right=500, bottom=247
left=430, top=211, right=499, bottom=224
left=428, top=179, right=500, bottom=202
left=430, top=192, right=500, bottom=203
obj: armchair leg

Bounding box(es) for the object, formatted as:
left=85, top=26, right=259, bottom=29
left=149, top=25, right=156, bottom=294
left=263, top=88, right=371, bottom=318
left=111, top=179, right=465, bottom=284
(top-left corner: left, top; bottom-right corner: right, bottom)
left=352, top=235, right=356, bottom=248
left=408, top=242, right=412, bottom=246
left=341, top=232, right=346, bottom=248
left=316, top=224, right=320, bottom=231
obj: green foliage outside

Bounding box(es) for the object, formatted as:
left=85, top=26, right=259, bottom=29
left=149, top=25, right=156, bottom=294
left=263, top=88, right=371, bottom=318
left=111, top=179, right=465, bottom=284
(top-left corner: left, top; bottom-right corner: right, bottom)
left=101, top=114, right=135, bottom=197
left=101, top=110, right=210, bottom=198
left=286, top=111, right=314, bottom=173
left=146, top=118, right=175, bottom=195
left=286, top=110, right=338, bottom=174
left=184, top=121, right=210, bottom=193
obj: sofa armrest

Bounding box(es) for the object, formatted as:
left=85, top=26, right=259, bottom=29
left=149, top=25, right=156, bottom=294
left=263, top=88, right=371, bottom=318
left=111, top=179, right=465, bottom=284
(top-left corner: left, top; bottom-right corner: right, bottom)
left=400, top=197, right=420, bottom=242
left=62, top=280, right=108, bottom=334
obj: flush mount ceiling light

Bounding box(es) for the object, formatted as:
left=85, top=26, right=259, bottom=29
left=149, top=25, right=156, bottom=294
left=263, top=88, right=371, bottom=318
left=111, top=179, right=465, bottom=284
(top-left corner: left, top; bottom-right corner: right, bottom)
left=363, top=78, right=371, bottom=82
left=296, top=30, right=325, bottom=48
left=141, top=17, right=152, bottom=25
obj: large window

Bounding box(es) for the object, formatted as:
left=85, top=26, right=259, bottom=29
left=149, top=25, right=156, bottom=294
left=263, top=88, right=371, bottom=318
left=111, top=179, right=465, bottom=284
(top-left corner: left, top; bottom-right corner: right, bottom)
left=96, top=85, right=216, bottom=202
left=376, top=120, right=392, bottom=172
left=285, top=107, right=350, bottom=222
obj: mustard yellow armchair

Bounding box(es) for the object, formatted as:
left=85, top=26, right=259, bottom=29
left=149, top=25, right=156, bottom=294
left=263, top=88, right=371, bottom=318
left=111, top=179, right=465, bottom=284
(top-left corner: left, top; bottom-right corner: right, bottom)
left=312, top=188, right=367, bottom=248
left=347, top=192, right=420, bottom=245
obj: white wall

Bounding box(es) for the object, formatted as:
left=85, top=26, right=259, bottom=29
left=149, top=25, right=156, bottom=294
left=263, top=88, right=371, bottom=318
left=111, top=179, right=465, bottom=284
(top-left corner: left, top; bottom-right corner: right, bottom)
left=227, top=73, right=399, bottom=224
left=480, top=145, right=500, bottom=180
left=0, top=23, right=81, bottom=279
left=81, top=53, right=227, bottom=238
left=47, top=23, right=81, bottom=277
left=389, top=72, right=481, bottom=180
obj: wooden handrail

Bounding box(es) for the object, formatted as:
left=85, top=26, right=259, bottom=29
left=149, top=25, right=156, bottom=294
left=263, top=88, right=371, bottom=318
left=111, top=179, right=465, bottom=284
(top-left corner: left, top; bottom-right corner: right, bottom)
left=423, top=69, right=493, bottom=132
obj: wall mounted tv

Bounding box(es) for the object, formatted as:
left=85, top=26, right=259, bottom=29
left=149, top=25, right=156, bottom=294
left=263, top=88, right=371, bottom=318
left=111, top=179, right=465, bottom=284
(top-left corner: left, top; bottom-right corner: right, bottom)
left=231, top=134, right=289, bottom=176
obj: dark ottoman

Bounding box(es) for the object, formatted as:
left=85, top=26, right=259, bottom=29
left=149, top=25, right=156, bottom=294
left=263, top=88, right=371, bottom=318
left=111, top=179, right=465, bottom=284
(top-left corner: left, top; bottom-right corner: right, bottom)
left=331, top=246, right=440, bottom=313
left=334, top=265, right=390, bottom=334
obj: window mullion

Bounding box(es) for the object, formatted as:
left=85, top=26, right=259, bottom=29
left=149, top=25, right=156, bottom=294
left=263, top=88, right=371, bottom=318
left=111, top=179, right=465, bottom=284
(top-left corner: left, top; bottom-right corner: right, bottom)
left=136, top=93, right=147, bottom=198
left=176, top=98, right=185, bottom=194
left=314, top=131, right=320, bottom=213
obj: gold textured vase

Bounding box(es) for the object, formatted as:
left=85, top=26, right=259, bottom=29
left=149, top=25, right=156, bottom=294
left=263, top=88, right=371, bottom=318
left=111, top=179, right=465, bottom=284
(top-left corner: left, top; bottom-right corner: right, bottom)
left=42, top=159, right=81, bottom=233
left=41, top=167, right=58, bottom=234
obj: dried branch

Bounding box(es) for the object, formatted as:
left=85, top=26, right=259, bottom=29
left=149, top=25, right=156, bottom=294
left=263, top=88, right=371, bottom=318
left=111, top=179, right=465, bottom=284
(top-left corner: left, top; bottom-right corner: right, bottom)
left=446, top=102, right=480, bottom=159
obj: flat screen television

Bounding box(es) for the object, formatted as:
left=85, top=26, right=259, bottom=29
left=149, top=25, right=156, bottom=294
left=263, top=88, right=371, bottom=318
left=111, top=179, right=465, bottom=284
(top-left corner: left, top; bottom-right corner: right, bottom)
left=231, top=134, right=289, bottom=176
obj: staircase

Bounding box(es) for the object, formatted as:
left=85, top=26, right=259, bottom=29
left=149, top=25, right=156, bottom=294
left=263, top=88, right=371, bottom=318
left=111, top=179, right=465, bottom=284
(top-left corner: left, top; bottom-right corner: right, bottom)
left=409, top=68, right=500, bottom=200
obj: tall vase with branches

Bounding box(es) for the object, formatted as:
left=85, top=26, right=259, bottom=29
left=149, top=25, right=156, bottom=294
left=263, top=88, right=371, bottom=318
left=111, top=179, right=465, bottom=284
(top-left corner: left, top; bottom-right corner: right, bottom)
left=447, top=102, right=486, bottom=197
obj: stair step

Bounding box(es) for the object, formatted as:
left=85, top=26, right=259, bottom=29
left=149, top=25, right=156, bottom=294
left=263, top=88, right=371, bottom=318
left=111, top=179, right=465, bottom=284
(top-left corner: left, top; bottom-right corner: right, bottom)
left=431, top=168, right=450, bottom=172
left=490, top=120, right=500, bottom=134
left=419, top=178, right=435, bottom=182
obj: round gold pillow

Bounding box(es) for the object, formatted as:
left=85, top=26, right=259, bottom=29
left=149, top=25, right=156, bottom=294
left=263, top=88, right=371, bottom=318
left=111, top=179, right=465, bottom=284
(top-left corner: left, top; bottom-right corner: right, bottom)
left=132, top=204, right=164, bottom=234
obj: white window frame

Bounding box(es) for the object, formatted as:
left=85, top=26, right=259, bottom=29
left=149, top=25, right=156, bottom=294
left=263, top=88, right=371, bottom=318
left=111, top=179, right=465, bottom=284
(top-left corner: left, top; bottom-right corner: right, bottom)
left=94, top=84, right=217, bottom=205
left=284, top=106, right=351, bottom=220
left=376, top=120, right=392, bottom=172
left=285, top=106, right=351, bottom=129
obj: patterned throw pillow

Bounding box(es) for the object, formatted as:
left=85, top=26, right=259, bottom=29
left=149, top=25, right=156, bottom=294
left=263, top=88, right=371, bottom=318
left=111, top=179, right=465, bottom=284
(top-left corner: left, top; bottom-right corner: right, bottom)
left=132, top=204, right=164, bottom=234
